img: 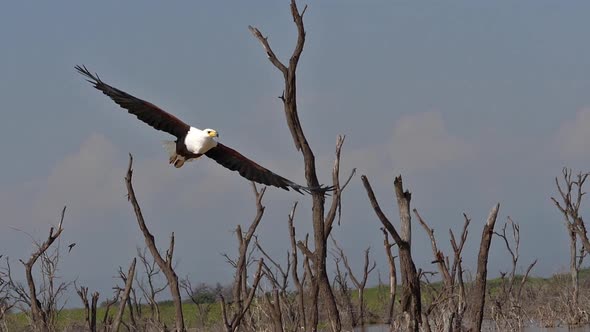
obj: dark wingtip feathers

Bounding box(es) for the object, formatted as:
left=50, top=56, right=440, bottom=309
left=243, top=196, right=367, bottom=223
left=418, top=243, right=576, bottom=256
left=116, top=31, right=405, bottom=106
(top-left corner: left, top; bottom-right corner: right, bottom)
left=288, top=182, right=335, bottom=195
left=75, top=65, right=102, bottom=86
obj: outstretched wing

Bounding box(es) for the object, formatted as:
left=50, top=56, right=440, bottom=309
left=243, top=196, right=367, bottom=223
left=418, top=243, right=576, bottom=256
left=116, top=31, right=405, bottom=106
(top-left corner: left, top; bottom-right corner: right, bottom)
left=205, top=143, right=310, bottom=194
left=76, top=65, right=190, bottom=138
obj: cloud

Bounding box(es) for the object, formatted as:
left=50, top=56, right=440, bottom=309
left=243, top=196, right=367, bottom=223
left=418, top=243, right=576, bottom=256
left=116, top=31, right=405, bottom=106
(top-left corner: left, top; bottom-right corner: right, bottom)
left=31, top=134, right=127, bottom=222
left=388, top=111, right=473, bottom=173
left=553, top=107, right=590, bottom=159
left=29, top=134, right=245, bottom=223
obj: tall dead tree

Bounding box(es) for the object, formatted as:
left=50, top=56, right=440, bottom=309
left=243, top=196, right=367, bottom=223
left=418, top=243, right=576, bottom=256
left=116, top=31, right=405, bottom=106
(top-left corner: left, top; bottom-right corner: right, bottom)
left=249, top=2, right=354, bottom=330
left=125, top=155, right=184, bottom=331
left=552, top=168, right=590, bottom=308
left=361, top=175, right=421, bottom=331
left=466, top=203, right=500, bottom=332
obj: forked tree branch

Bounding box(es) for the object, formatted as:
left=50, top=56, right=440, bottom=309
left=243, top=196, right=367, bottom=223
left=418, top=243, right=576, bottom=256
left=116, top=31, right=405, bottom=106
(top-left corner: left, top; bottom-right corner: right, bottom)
left=220, top=259, right=265, bottom=332
left=248, top=1, right=308, bottom=152
left=325, top=135, right=356, bottom=237
left=287, top=202, right=308, bottom=330
left=362, top=175, right=421, bottom=329
left=125, top=154, right=184, bottom=331
left=19, top=206, right=66, bottom=330
left=112, top=258, right=136, bottom=332
left=360, top=176, right=404, bottom=245
left=249, top=2, right=341, bottom=330
left=414, top=209, right=452, bottom=286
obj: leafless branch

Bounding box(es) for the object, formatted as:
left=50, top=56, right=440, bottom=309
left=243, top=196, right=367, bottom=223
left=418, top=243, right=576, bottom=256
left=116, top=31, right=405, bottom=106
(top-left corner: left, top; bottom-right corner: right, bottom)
left=249, top=2, right=341, bottom=329
left=125, top=154, right=184, bottom=331
left=112, top=258, right=136, bottom=332
left=17, top=207, right=67, bottom=330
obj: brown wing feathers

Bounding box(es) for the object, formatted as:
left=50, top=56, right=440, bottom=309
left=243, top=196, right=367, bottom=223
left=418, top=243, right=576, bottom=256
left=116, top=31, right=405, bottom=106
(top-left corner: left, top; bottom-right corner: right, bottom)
left=75, top=65, right=190, bottom=138
left=205, top=143, right=310, bottom=194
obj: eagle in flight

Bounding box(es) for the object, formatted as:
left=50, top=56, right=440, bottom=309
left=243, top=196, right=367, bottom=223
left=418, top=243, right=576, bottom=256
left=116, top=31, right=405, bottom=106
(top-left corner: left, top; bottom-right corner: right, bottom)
left=76, top=65, right=313, bottom=194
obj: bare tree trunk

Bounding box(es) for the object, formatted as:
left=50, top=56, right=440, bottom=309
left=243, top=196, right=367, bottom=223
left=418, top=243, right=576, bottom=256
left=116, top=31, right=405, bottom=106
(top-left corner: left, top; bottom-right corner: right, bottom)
left=248, top=3, right=353, bottom=331
left=76, top=286, right=100, bottom=332
left=381, top=229, right=397, bottom=326
left=361, top=175, right=421, bottom=331
left=76, top=286, right=91, bottom=330
left=287, top=203, right=308, bottom=331
left=393, top=177, right=421, bottom=330
left=570, top=228, right=579, bottom=307
left=112, top=258, right=137, bottom=332
left=466, top=203, right=500, bottom=331
left=90, top=292, right=99, bottom=332
left=125, top=155, right=184, bottom=331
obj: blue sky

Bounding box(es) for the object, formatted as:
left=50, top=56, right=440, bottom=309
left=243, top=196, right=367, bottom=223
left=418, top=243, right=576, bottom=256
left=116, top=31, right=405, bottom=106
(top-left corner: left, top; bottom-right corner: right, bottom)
left=1, top=1, right=590, bottom=303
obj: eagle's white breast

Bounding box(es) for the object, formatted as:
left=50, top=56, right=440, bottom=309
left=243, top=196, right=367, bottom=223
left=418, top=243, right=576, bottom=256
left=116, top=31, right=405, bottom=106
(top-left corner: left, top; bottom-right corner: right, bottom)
left=184, top=127, right=218, bottom=154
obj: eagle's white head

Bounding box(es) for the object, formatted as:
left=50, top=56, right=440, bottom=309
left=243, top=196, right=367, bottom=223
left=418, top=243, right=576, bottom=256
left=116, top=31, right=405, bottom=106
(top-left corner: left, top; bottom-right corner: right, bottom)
left=204, top=128, right=219, bottom=138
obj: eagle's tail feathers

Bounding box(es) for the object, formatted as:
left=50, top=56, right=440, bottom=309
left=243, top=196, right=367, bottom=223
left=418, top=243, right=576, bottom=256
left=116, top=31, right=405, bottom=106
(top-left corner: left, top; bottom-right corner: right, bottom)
left=163, top=141, right=185, bottom=168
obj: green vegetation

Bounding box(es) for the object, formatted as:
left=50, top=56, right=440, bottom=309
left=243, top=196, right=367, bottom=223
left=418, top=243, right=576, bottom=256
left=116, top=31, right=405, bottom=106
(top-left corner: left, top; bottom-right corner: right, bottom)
left=5, top=268, right=587, bottom=330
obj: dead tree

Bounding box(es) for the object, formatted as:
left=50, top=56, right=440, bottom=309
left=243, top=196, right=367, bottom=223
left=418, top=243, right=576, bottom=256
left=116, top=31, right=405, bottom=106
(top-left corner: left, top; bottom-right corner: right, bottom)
left=249, top=2, right=355, bottom=330
left=491, top=217, right=537, bottom=330
left=551, top=168, right=590, bottom=307
left=14, top=206, right=67, bottom=332
left=361, top=175, right=421, bottom=331
left=414, top=209, right=471, bottom=330
left=381, top=228, right=398, bottom=326
left=218, top=183, right=267, bottom=332
left=0, top=263, right=14, bottom=332
left=101, top=289, right=121, bottom=332
left=466, top=203, right=500, bottom=332
left=114, top=264, right=140, bottom=330
left=136, top=247, right=167, bottom=326
left=125, top=154, right=184, bottom=331
left=332, top=257, right=356, bottom=328
left=220, top=259, right=265, bottom=332
left=255, top=235, right=299, bottom=332
left=112, top=258, right=137, bottom=332
left=287, top=203, right=310, bottom=331
left=332, top=238, right=376, bottom=327
left=75, top=285, right=100, bottom=332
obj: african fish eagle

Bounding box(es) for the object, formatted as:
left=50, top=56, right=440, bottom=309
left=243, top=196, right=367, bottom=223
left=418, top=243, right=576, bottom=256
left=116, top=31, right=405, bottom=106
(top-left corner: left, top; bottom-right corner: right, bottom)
left=76, top=65, right=313, bottom=194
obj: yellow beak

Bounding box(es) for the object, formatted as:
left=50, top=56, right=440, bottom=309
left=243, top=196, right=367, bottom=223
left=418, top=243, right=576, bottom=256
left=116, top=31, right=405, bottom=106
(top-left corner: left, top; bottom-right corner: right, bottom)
left=208, top=130, right=219, bottom=138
